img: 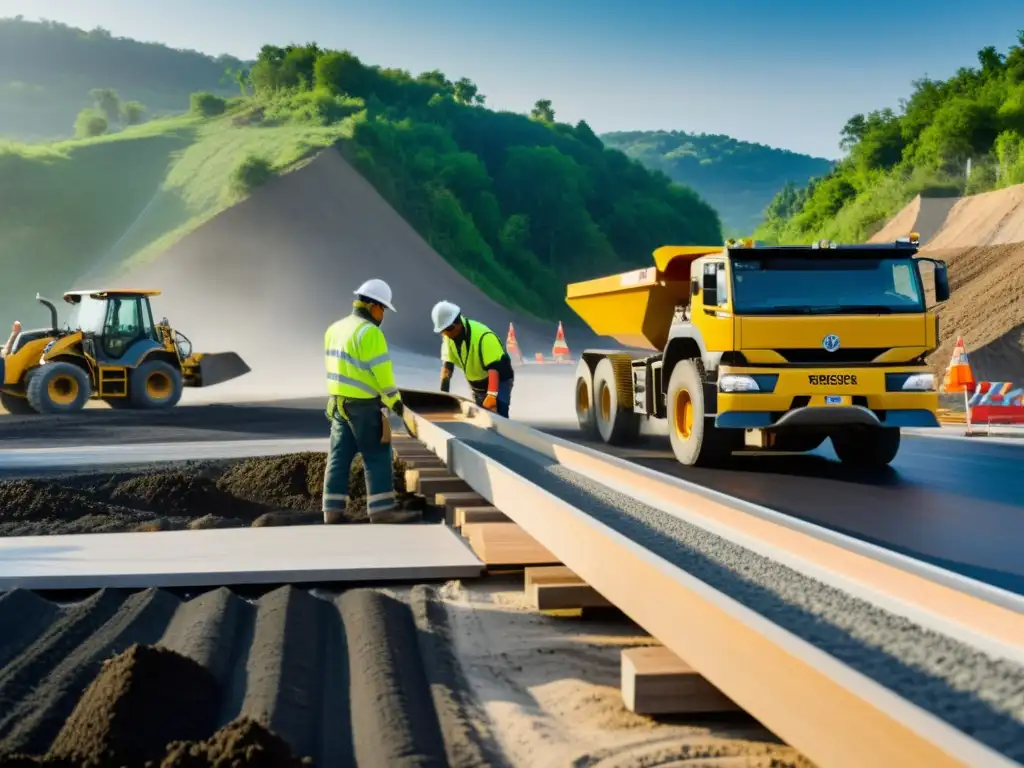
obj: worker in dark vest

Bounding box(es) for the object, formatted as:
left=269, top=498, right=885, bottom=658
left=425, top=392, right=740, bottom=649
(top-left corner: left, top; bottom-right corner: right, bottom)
left=431, top=300, right=515, bottom=417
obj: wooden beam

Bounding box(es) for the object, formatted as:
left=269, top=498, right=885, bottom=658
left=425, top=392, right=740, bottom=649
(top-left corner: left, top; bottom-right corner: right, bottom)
left=404, top=466, right=450, bottom=489
left=529, top=581, right=611, bottom=610
left=524, top=565, right=580, bottom=587
left=417, top=476, right=473, bottom=497
left=455, top=506, right=509, bottom=526
left=621, top=646, right=740, bottom=715
left=461, top=522, right=560, bottom=567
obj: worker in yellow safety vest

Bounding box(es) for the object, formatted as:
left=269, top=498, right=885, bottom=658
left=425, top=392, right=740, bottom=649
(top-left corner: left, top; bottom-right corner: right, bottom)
left=322, top=279, right=420, bottom=525
left=431, top=300, right=515, bottom=417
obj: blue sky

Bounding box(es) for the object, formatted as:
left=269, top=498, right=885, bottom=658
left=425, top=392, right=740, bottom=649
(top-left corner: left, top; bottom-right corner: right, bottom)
left=5, top=0, right=1020, bottom=158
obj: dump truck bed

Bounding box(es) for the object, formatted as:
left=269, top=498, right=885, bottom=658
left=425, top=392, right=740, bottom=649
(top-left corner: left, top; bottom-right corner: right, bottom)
left=565, top=246, right=721, bottom=350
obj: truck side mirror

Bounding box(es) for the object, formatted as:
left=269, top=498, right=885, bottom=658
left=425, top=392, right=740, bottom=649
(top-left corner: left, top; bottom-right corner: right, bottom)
left=690, top=278, right=700, bottom=297
left=934, top=263, right=950, bottom=302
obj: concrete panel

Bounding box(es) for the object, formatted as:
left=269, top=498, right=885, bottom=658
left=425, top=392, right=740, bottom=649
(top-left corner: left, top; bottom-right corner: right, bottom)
left=0, top=524, right=484, bottom=590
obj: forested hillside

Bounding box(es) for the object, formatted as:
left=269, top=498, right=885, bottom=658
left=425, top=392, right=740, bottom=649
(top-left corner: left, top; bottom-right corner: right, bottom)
left=0, top=17, right=245, bottom=140
left=0, top=39, right=722, bottom=321
left=602, top=130, right=832, bottom=236
left=757, top=31, right=1024, bottom=245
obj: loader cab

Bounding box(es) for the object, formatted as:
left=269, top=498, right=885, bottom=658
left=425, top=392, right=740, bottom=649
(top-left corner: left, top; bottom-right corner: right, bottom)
left=63, top=289, right=162, bottom=361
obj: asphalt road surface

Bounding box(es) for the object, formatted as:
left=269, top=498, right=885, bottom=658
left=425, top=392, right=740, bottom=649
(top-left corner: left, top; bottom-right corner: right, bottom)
left=1, top=401, right=1021, bottom=595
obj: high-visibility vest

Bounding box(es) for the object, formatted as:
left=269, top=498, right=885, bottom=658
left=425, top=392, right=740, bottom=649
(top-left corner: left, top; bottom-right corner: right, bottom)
left=324, top=313, right=401, bottom=409
left=441, top=318, right=506, bottom=386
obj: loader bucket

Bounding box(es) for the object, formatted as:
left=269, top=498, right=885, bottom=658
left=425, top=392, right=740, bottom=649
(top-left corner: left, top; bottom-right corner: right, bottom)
left=194, top=352, right=251, bottom=387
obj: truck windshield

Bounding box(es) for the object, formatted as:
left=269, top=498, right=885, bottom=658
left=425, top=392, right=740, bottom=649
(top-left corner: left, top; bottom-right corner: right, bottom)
left=730, top=256, right=925, bottom=315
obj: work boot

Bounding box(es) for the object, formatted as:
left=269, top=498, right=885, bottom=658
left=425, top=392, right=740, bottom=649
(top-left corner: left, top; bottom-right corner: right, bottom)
left=323, top=510, right=346, bottom=525
left=369, top=504, right=423, bottom=524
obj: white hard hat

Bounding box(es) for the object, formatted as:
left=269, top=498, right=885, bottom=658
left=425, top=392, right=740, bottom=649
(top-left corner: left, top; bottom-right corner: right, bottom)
left=431, top=300, right=461, bottom=333
left=354, top=278, right=396, bottom=312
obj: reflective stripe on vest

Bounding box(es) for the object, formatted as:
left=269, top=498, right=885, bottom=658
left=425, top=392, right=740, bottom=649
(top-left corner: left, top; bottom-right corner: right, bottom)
left=324, top=314, right=399, bottom=403
left=442, top=319, right=502, bottom=382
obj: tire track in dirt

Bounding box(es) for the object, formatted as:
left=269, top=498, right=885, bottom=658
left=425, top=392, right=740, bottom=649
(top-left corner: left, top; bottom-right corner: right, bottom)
left=0, top=584, right=502, bottom=767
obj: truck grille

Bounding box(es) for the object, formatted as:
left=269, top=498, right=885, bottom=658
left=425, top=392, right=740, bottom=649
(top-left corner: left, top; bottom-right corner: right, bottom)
left=775, top=348, right=887, bottom=364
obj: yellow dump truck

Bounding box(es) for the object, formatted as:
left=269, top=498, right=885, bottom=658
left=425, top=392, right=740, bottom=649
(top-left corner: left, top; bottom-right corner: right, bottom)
left=566, top=236, right=950, bottom=467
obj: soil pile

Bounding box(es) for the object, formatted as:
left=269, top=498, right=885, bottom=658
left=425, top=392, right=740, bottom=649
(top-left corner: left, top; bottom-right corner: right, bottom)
left=0, top=644, right=309, bottom=767
left=0, top=452, right=410, bottom=536
left=925, top=184, right=1024, bottom=249
left=869, top=195, right=959, bottom=246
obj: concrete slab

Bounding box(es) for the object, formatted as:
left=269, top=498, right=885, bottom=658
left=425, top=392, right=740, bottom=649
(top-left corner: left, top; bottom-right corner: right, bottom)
left=0, top=524, right=484, bottom=590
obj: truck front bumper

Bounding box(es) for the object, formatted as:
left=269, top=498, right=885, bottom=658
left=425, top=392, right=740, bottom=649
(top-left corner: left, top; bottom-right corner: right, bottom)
left=713, top=366, right=940, bottom=430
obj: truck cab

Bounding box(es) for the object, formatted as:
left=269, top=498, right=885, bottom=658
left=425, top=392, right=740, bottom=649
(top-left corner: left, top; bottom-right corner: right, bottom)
left=567, top=235, right=950, bottom=467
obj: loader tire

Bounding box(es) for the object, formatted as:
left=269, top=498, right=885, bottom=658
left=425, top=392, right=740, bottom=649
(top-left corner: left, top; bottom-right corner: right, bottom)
left=592, top=357, right=640, bottom=446
left=666, top=360, right=740, bottom=467
left=0, top=392, right=37, bottom=415
left=574, top=358, right=598, bottom=439
left=26, top=362, right=91, bottom=415
left=129, top=359, right=183, bottom=409
left=831, top=427, right=900, bottom=467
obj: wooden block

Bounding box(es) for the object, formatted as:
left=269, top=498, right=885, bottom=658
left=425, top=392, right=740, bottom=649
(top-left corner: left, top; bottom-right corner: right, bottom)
left=461, top=522, right=559, bottom=567
left=528, top=582, right=611, bottom=610
left=621, top=646, right=739, bottom=715
left=400, top=457, right=445, bottom=470
left=455, top=507, right=509, bottom=526
left=417, top=476, right=472, bottom=496
left=436, top=491, right=487, bottom=509
left=524, top=565, right=581, bottom=588
left=404, top=467, right=451, bottom=489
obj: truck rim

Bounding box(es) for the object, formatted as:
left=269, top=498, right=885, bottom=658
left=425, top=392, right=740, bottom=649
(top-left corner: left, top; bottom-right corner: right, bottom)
left=576, top=378, right=590, bottom=419
left=146, top=371, right=172, bottom=399
left=47, top=375, right=78, bottom=405
left=674, top=390, right=693, bottom=439
left=600, top=383, right=611, bottom=423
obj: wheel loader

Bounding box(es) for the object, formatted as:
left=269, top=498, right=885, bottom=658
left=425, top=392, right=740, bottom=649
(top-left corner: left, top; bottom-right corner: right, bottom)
left=0, top=289, right=250, bottom=415
left=567, top=235, right=951, bottom=468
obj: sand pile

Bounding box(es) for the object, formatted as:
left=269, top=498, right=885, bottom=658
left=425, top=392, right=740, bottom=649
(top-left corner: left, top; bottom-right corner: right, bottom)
left=869, top=194, right=960, bottom=245
left=0, top=643, right=310, bottom=766
left=0, top=452, right=411, bottom=536
left=925, top=185, right=1024, bottom=249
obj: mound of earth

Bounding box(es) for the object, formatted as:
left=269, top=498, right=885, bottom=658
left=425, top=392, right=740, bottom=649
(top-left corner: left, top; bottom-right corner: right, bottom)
left=869, top=194, right=960, bottom=245
left=113, top=147, right=609, bottom=398
left=0, top=643, right=310, bottom=767
left=924, top=243, right=1024, bottom=382
left=926, top=184, right=1024, bottom=250
left=0, top=452, right=412, bottom=536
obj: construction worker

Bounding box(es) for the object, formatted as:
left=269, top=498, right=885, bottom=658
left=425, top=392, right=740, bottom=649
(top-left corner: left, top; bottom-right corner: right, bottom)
left=431, top=300, right=514, bottom=417
left=322, top=279, right=420, bottom=525
left=1, top=321, right=20, bottom=358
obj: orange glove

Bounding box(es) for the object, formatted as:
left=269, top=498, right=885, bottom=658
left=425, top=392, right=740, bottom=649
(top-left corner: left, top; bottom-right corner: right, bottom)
left=482, top=393, right=498, bottom=411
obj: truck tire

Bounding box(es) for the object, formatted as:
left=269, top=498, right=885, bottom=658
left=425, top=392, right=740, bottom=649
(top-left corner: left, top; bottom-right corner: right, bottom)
left=26, top=362, right=92, bottom=414
left=831, top=427, right=900, bottom=467
left=574, top=358, right=599, bottom=439
left=592, top=357, right=640, bottom=446
left=0, top=392, right=37, bottom=415
left=129, top=359, right=183, bottom=409
left=666, top=360, right=740, bottom=466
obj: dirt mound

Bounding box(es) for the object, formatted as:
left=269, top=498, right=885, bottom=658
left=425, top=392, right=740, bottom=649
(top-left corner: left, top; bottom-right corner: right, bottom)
left=160, top=718, right=309, bottom=767
left=925, top=243, right=1024, bottom=382
left=112, top=147, right=608, bottom=398
left=869, top=194, right=959, bottom=245
left=0, top=644, right=308, bottom=767
left=925, top=184, right=1024, bottom=249
left=0, top=452, right=409, bottom=536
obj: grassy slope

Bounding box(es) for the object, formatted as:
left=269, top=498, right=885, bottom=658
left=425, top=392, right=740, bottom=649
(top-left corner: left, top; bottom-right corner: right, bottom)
left=0, top=111, right=351, bottom=322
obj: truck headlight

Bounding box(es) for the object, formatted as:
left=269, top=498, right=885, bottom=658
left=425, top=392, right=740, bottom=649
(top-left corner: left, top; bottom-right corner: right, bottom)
left=901, top=373, right=935, bottom=391
left=719, top=374, right=760, bottom=392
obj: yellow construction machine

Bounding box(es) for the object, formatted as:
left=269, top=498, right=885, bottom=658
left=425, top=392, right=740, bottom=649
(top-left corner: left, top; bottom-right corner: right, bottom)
left=0, top=289, right=250, bottom=415
left=567, top=235, right=950, bottom=468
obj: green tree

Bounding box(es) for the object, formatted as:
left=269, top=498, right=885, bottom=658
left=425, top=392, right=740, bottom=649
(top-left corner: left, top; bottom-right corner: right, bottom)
left=530, top=99, right=555, bottom=123
left=121, top=100, right=146, bottom=125
left=89, top=87, right=121, bottom=125
left=74, top=107, right=107, bottom=138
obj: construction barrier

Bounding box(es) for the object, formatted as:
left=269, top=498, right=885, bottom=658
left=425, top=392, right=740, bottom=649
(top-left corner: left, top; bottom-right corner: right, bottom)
left=967, top=381, right=1024, bottom=425
left=507, top=322, right=576, bottom=365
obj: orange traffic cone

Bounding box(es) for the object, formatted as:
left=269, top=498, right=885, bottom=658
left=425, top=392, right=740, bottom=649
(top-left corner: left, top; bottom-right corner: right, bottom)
left=506, top=323, right=523, bottom=364
left=942, top=336, right=977, bottom=431
left=552, top=321, right=572, bottom=362
left=941, top=336, right=975, bottom=393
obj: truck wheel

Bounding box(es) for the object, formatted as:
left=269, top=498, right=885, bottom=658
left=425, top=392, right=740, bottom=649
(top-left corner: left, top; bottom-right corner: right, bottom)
left=666, top=360, right=739, bottom=466
left=574, top=359, right=598, bottom=439
left=592, top=357, right=640, bottom=445
left=0, top=392, right=37, bottom=415
left=26, top=362, right=92, bottom=414
left=129, top=359, right=183, bottom=409
left=831, top=428, right=900, bottom=467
